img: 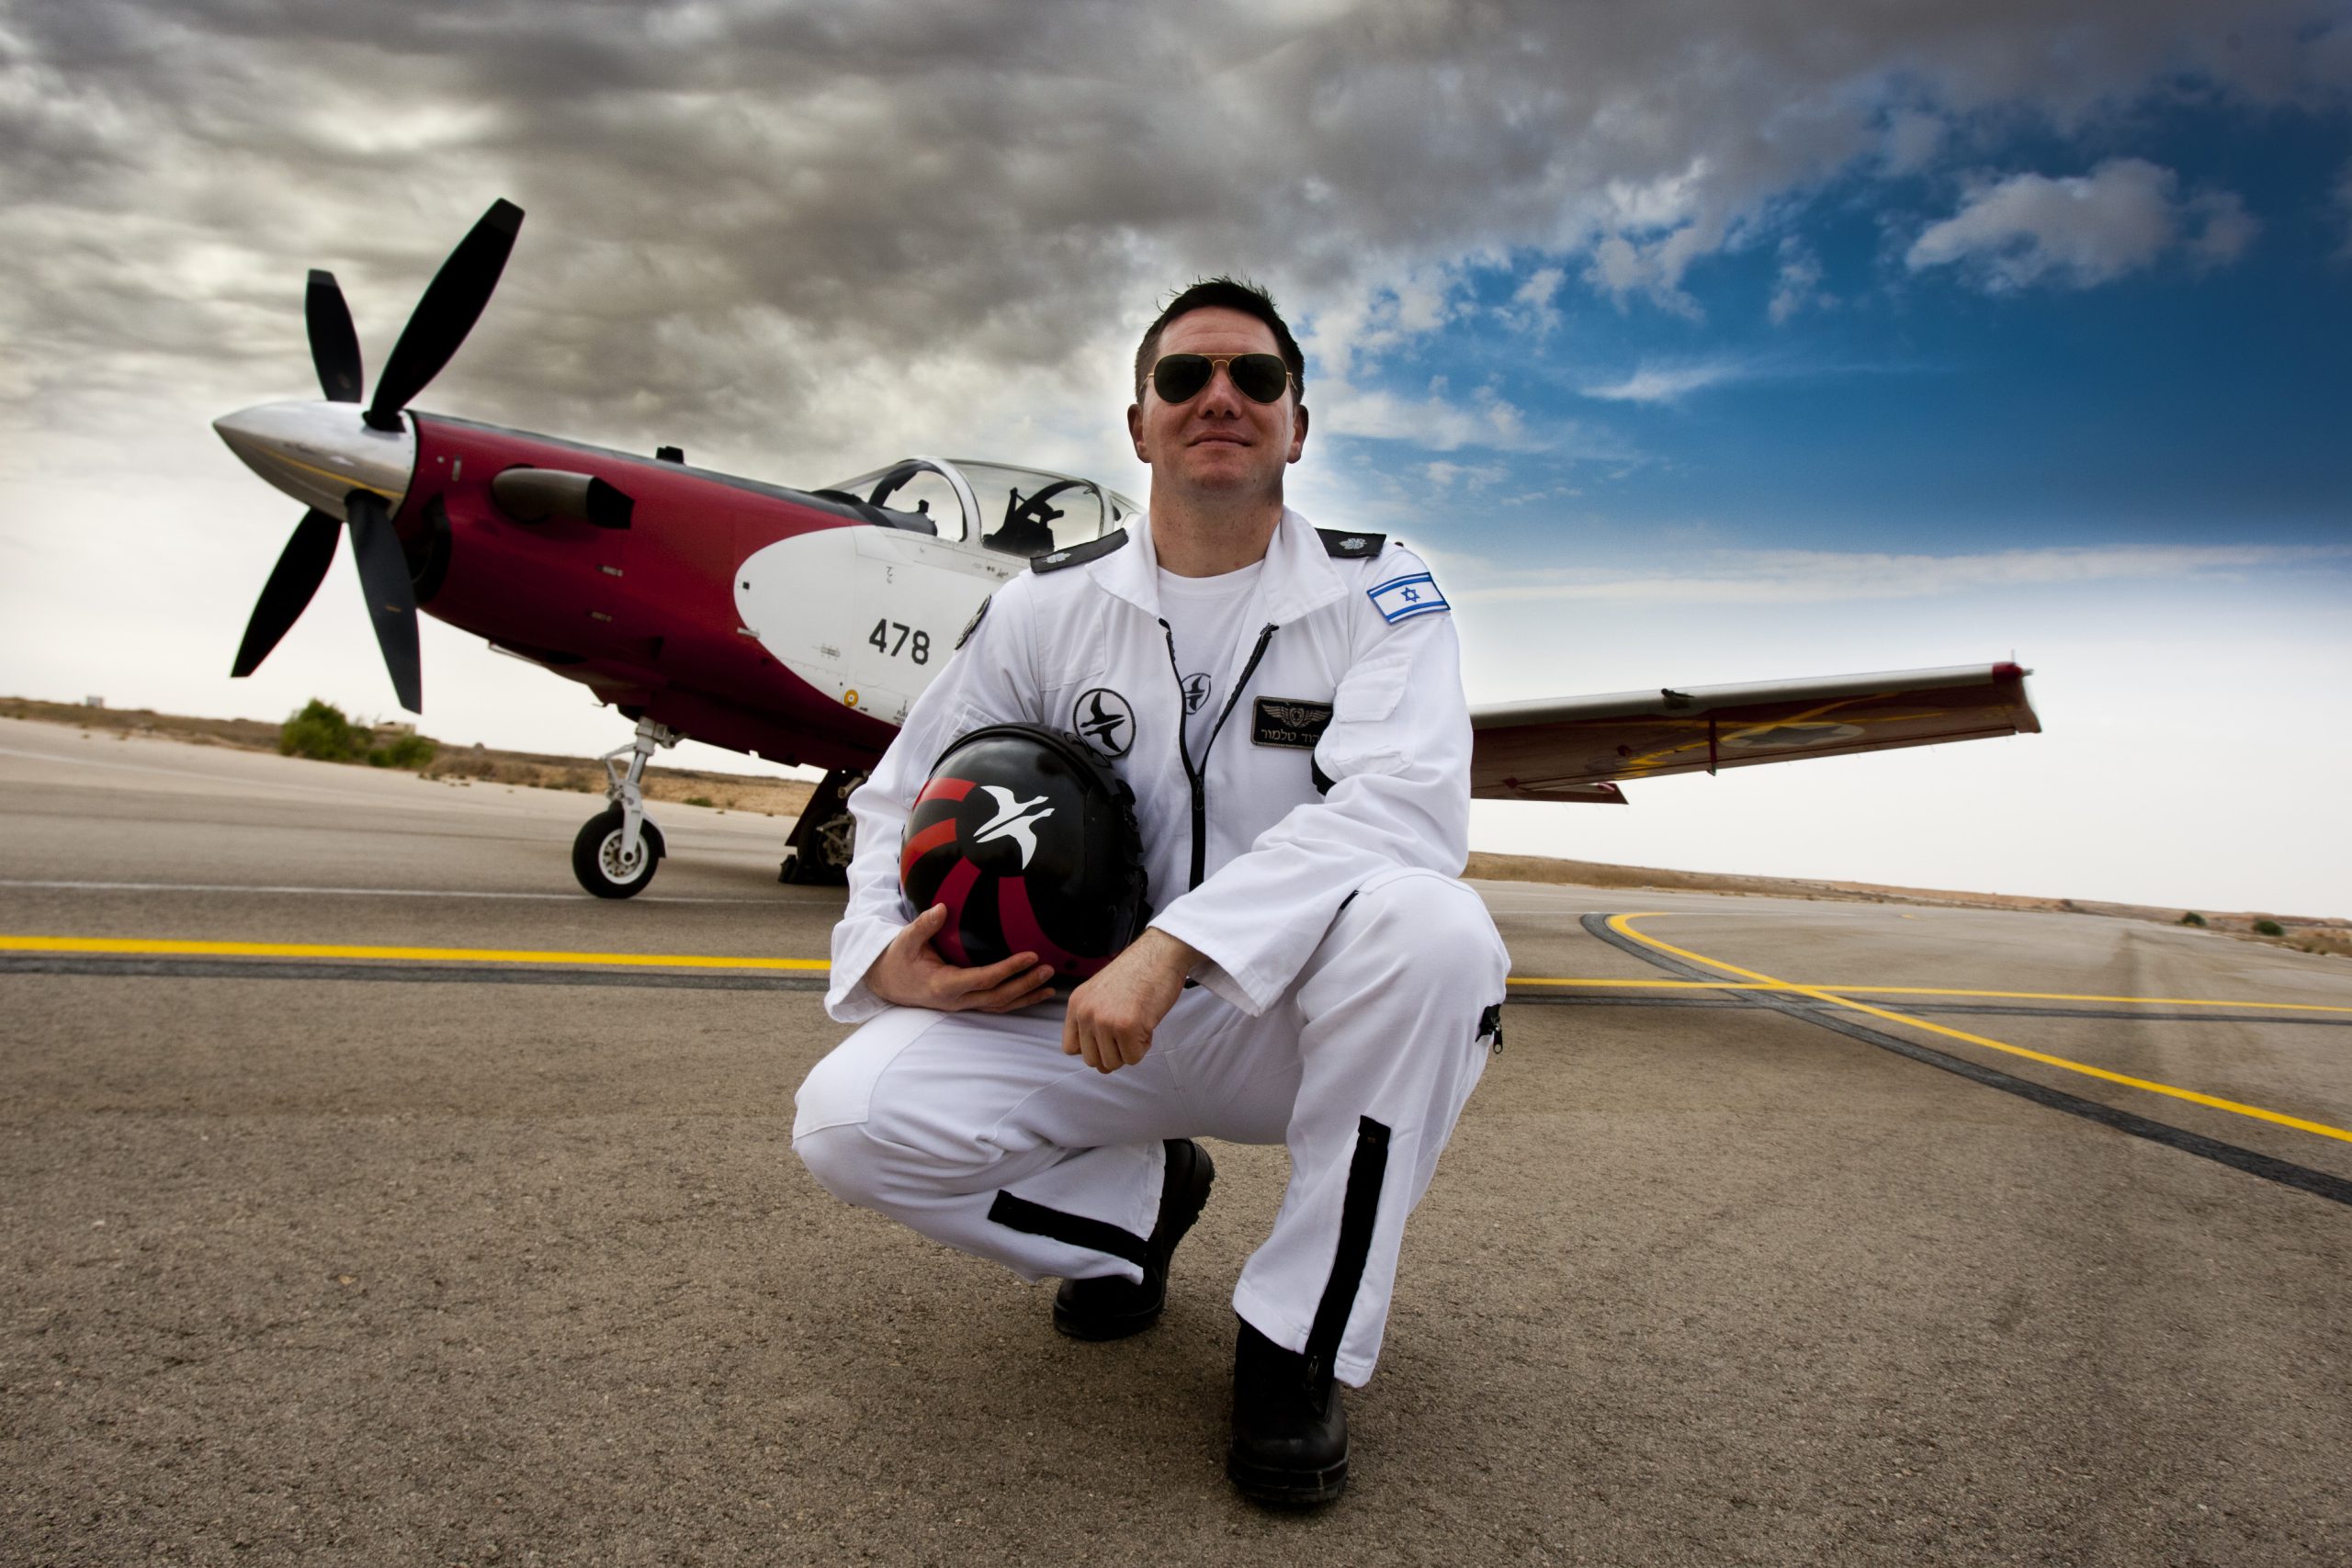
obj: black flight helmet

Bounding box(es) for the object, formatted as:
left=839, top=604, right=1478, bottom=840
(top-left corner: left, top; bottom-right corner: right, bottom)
left=899, top=724, right=1148, bottom=982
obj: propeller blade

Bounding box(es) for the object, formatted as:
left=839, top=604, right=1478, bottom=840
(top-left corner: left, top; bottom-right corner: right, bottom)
left=344, top=491, right=423, bottom=713
left=231, top=508, right=342, bottom=679
left=364, top=197, right=524, bottom=432
left=305, top=270, right=364, bottom=402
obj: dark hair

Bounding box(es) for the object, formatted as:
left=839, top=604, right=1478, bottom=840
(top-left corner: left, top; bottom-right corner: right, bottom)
left=1132, top=276, right=1306, bottom=404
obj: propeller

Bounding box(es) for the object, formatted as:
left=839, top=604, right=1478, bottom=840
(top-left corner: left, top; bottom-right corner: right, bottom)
left=344, top=491, right=423, bottom=713
left=366, top=198, right=522, bottom=433
left=231, top=198, right=525, bottom=714
left=305, top=270, right=363, bottom=402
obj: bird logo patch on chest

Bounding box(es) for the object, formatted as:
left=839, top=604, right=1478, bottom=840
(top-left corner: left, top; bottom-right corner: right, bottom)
left=1250, top=697, right=1334, bottom=750
left=1073, top=687, right=1136, bottom=758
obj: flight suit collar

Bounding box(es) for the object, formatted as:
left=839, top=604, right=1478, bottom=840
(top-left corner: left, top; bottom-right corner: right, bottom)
left=1094, top=507, right=1351, bottom=626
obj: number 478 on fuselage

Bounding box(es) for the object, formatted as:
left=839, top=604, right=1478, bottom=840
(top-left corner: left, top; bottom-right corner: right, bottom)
left=212, top=199, right=2041, bottom=899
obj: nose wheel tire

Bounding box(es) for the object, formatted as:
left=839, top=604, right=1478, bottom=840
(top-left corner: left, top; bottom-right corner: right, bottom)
left=571, top=806, right=666, bottom=898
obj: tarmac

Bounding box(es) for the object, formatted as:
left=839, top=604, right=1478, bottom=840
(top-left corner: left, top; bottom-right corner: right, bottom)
left=4, top=716, right=2348, bottom=1566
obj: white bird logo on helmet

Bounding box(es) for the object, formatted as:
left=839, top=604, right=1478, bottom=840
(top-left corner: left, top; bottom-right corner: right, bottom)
left=970, top=786, right=1055, bottom=868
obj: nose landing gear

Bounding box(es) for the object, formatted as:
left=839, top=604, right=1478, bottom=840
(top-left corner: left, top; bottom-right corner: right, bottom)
left=571, top=716, right=677, bottom=897
left=777, top=768, right=865, bottom=886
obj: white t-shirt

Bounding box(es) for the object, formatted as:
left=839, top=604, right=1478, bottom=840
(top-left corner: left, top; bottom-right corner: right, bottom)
left=1156, top=559, right=1264, bottom=759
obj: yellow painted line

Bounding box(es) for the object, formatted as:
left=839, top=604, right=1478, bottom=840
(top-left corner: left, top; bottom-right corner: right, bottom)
left=1604, top=913, right=2352, bottom=1146
left=0, top=935, right=829, bottom=972
left=1506, top=975, right=2352, bottom=1015
left=1815, top=984, right=2352, bottom=1014
left=1511, top=976, right=1787, bottom=991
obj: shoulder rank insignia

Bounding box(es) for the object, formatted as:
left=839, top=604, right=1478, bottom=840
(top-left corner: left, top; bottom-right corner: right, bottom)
left=1368, top=570, right=1449, bottom=624
left=1316, top=528, right=1386, bottom=559
left=954, top=593, right=991, bottom=650
left=1030, top=527, right=1130, bottom=573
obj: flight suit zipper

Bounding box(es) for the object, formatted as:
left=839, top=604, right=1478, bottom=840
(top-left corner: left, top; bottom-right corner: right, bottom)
left=1160, top=619, right=1278, bottom=890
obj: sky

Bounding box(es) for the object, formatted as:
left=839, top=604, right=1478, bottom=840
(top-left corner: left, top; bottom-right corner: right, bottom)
left=2, top=0, right=2347, bottom=917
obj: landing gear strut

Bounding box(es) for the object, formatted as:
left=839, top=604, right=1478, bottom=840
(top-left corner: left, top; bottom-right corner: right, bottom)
left=571, top=716, right=676, bottom=898
left=778, top=768, right=865, bottom=886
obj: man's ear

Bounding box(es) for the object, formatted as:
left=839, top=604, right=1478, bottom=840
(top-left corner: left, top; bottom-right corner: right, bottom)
left=1127, top=402, right=1147, bottom=460
left=1287, top=403, right=1309, bottom=464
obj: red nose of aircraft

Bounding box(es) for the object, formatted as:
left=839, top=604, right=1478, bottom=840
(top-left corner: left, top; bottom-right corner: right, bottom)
left=213, top=400, right=416, bottom=522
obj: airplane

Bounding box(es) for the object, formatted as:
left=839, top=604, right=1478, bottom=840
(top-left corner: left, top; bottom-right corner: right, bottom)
left=212, top=199, right=2042, bottom=899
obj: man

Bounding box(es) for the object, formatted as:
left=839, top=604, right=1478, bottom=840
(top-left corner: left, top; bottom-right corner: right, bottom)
left=793, top=277, right=1509, bottom=1505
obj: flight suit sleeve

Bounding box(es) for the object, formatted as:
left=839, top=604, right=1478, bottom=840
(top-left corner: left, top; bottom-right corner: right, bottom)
left=1146, top=549, right=1475, bottom=1015
left=824, top=579, right=1042, bottom=1022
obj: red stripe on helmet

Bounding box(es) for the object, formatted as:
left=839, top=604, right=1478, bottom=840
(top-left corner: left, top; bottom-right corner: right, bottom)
left=996, top=874, right=1093, bottom=978
left=899, top=818, right=960, bottom=886
left=929, top=857, right=982, bottom=967
left=913, top=774, right=978, bottom=807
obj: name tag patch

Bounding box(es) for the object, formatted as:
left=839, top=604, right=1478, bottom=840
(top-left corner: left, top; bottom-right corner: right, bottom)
left=1251, top=697, right=1334, bottom=750
left=1368, top=571, right=1449, bottom=624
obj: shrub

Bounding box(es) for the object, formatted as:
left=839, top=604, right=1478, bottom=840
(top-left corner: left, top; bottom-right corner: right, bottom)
left=279, top=699, right=361, bottom=761
left=2254, top=919, right=2286, bottom=937
left=2178, top=911, right=2207, bottom=927
left=369, top=732, right=437, bottom=770
left=685, top=795, right=716, bottom=807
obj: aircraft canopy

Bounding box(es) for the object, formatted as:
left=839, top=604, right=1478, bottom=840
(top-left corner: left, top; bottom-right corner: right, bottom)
left=822, top=457, right=1143, bottom=559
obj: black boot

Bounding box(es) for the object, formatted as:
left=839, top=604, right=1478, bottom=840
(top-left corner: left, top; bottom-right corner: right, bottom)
left=1052, top=1139, right=1216, bottom=1340
left=1227, top=1317, right=1349, bottom=1505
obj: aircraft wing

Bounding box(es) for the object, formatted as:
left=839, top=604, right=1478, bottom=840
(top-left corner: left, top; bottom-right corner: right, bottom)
left=1469, top=661, right=2041, bottom=803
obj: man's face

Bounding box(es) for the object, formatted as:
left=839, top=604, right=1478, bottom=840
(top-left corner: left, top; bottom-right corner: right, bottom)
left=1127, top=307, right=1307, bottom=505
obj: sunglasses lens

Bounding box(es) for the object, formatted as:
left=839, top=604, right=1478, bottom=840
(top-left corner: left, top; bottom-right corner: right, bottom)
left=1151, top=353, right=1293, bottom=404
left=1152, top=354, right=1214, bottom=403
left=1229, top=354, right=1290, bottom=403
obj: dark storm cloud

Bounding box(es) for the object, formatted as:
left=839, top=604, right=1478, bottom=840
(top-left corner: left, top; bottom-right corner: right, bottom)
left=2, top=0, right=2345, bottom=471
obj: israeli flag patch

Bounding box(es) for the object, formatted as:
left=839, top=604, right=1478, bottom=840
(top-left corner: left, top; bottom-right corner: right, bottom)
left=1367, top=571, right=1449, bottom=624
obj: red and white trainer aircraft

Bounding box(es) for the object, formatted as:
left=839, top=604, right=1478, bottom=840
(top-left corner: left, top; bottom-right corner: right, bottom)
left=214, top=200, right=2041, bottom=897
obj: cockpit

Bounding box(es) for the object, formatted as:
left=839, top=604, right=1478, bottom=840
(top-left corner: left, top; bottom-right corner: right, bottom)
left=815, top=457, right=1142, bottom=558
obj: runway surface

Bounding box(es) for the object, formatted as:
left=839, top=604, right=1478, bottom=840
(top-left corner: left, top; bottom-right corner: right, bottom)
left=5, top=716, right=2348, bottom=1566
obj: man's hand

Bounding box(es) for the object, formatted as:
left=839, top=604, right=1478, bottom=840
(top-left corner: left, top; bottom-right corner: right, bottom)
left=865, top=904, right=1057, bottom=1013
left=1062, top=929, right=1201, bottom=1074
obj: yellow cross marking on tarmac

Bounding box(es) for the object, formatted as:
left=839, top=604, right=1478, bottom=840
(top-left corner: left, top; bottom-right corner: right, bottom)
left=10, top=933, right=2349, bottom=1144
left=0, top=935, right=826, bottom=971
left=10, top=935, right=2347, bottom=1021
left=1505, top=975, right=2352, bottom=1015
left=1601, top=913, right=2352, bottom=1147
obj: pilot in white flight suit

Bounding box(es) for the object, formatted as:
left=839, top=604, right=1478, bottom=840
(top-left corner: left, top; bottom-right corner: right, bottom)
left=792, top=278, right=1509, bottom=1505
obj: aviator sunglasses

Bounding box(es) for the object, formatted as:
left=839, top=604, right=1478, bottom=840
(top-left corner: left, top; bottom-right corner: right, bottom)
left=1149, top=352, right=1295, bottom=405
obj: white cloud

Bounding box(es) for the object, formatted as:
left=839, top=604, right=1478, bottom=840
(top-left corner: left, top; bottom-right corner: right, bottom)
left=1312, top=380, right=1532, bottom=450
left=1453, top=543, right=2349, bottom=605
left=0, top=0, right=2341, bottom=795
left=1498, top=266, right=1566, bottom=335
left=1880, top=109, right=1949, bottom=175
left=1297, top=271, right=1461, bottom=383
left=2183, top=190, right=2258, bottom=268
left=1423, top=459, right=1508, bottom=491
left=1580, top=226, right=1716, bottom=320
left=1905, top=158, right=2258, bottom=290
left=1579, top=360, right=1748, bottom=404
left=1768, top=240, right=1832, bottom=324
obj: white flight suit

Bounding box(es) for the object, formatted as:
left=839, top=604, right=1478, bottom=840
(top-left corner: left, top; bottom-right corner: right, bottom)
left=793, top=507, right=1509, bottom=1386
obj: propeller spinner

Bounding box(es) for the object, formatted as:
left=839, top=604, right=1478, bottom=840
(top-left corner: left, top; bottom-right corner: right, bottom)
left=216, top=198, right=525, bottom=713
